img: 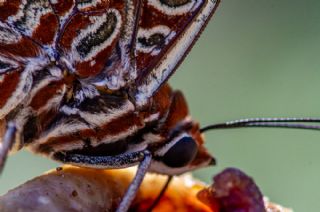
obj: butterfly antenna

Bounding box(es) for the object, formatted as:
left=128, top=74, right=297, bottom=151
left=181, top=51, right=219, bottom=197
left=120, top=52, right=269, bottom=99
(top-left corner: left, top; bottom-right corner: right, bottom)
left=200, top=117, right=320, bottom=133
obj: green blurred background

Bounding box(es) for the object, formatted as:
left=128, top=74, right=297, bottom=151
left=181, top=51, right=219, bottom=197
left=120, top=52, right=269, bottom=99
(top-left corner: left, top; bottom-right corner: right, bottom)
left=1, top=0, right=320, bottom=211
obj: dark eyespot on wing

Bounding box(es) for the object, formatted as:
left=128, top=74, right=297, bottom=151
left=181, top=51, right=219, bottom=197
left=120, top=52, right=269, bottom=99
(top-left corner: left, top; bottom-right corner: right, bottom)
left=0, top=62, right=10, bottom=69
left=76, top=12, right=117, bottom=59
left=0, top=61, right=12, bottom=73
left=78, top=0, right=92, bottom=4
left=137, top=33, right=166, bottom=49
left=160, top=0, right=191, bottom=7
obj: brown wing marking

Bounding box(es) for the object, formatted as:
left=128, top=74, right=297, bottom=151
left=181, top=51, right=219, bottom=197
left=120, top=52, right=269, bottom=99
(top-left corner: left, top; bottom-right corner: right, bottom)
left=0, top=22, right=42, bottom=119
left=57, top=0, right=141, bottom=90
left=0, top=0, right=59, bottom=45
left=134, top=0, right=220, bottom=106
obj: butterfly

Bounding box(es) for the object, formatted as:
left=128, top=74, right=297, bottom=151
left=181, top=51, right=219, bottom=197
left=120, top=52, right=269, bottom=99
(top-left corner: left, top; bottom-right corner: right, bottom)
left=0, top=0, right=220, bottom=210
left=1, top=0, right=320, bottom=211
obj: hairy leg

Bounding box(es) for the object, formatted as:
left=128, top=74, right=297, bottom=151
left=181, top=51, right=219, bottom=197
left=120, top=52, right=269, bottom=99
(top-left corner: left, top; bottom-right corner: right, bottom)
left=116, top=150, right=152, bottom=212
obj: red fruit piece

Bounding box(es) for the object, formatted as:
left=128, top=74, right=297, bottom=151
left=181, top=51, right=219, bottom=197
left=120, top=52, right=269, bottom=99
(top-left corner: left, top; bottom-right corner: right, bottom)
left=198, top=168, right=266, bottom=212
left=214, top=168, right=266, bottom=212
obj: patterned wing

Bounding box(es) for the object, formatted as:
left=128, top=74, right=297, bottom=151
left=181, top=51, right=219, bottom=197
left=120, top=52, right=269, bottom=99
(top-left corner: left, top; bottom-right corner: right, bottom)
left=0, top=0, right=145, bottom=152
left=133, top=0, right=220, bottom=106
left=56, top=0, right=139, bottom=90
left=0, top=0, right=137, bottom=118
left=0, top=0, right=72, bottom=124
left=1, top=0, right=220, bottom=113
left=0, top=14, right=44, bottom=119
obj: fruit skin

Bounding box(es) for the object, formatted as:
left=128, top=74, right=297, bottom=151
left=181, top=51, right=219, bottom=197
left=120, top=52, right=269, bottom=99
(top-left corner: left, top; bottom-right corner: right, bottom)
left=0, top=166, right=211, bottom=212
left=0, top=166, right=292, bottom=212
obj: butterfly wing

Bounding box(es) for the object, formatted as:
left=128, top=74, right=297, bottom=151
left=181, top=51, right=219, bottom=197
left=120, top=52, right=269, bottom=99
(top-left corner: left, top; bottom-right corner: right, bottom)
left=0, top=0, right=220, bottom=118
left=0, top=0, right=136, bottom=117
left=133, top=0, right=220, bottom=106
left=0, top=20, right=43, bottom=119
left=49, top=0, right=220, bottom=103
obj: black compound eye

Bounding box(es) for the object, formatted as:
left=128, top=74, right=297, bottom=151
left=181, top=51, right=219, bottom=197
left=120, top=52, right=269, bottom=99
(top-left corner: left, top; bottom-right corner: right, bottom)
left=162, top=136, right=198, bottom=168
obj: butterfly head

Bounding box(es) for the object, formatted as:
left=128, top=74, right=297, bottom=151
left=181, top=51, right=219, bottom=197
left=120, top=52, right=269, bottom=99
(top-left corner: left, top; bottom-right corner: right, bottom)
left=151, top=122, right=215, bottom=175
left=149, top=86, right=215, bottom=175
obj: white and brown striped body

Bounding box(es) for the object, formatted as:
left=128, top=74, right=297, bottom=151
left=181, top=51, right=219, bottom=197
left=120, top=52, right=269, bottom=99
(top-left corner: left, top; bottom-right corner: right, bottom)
left=0, top=0, right=219, bottom=175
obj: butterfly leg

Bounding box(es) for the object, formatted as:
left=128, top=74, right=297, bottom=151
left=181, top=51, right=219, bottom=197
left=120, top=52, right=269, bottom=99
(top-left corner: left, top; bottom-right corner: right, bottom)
left=116, top=150, right=152, bottom=212
left=0, top=122, right=16, bottom=174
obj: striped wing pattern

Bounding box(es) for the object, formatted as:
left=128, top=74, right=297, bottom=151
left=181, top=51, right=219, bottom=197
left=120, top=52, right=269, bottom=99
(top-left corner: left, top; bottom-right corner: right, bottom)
left=0, top=0, right=219, bottom=160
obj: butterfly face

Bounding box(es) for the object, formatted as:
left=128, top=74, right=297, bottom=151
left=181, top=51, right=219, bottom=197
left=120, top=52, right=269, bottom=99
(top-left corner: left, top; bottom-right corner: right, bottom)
left=151, top=127, right=215, bottom=175
left=145, top=87, right=215, bottom=175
